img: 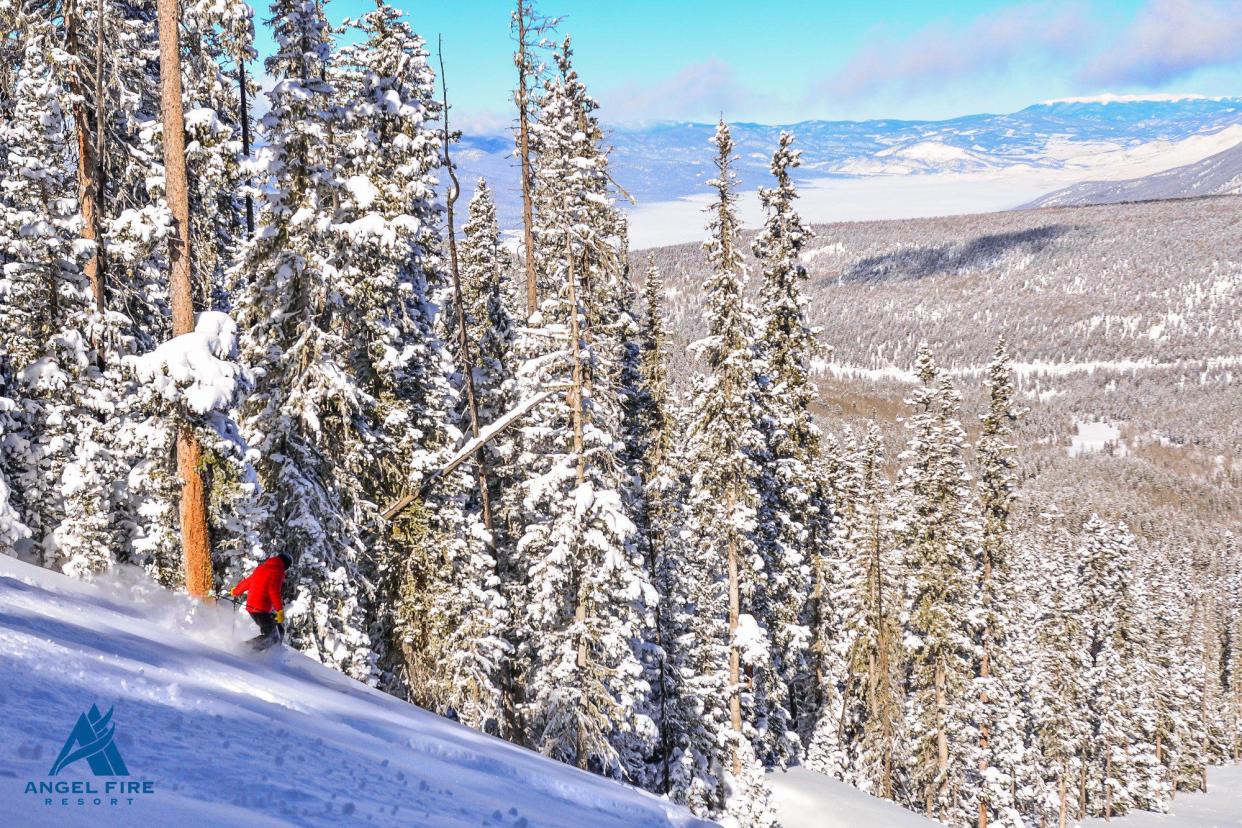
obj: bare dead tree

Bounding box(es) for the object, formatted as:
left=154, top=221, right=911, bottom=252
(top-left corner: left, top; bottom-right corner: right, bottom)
left=511, top=0, right=556, bottom=317
left=439, top=38, right=494, bottom=538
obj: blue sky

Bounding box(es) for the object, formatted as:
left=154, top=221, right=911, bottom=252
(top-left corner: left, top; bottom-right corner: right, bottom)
left=254, top=0, right=1242, bottom=128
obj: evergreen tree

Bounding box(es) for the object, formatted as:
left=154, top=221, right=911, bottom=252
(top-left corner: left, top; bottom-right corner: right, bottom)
left=512, top=37, right=655, bottom=780
left=973, top=335, right=1026, bottom=826
left=816, top=425, right=903, bottom=798
left=123, top=312, right=264, bottom=587
left=181, top=0, right=255, bottom=307
left=752, top=130, right=821, bottom=742
left=0, top=10, right=111, bottom=573
left=460, top=180, right=518, bottom=429
left=446, top=177, right=520, bottom=734
left=0, top=352, right=31, bottom=553
left=234, top=0, right=376, bottom=681
left=680, top=119, right=780, bottom=826
left=632, top=259, right=681, bottom=792
left=1077, top=516, right=1141, bottom=817
left=896, top=343, right=979, bottom=823
left=1225, top=532, right=1242, bottom=762
left=1028, top=525, right=1089, bottom=828
left=329, top=0, right=468, bottom=703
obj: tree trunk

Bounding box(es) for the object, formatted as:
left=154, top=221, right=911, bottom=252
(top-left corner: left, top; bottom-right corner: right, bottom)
left=1079, top=752, right=1087, bottom=817
left=66, top=0, right=106, bottom=323
left=566, top=238, right=590, bottom=771
left=238, top=60, right=254, bottom=238
left=727, top=487, right=742, bottom=777
left=1234, top=703, right=1239, bottom=762
left=514, top=0, right=538, bottom=316
left=91, top=0, right=107, bottom=314
left=158, top=0, right=212, bottom=598
left=936, top=655, right=948, bottom=817
left=1058, top=766, right=1067, bottom=828
left=1104, top=747, right=1112, bottom=820
left=978, top=541, right=993, bottom=828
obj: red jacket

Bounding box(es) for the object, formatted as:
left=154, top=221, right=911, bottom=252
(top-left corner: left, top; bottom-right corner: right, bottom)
left=231, top=556, right=286, bottom=613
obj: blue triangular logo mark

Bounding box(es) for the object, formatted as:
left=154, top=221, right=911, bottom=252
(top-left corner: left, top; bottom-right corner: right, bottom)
left=49, top=704, right=129, bottom=777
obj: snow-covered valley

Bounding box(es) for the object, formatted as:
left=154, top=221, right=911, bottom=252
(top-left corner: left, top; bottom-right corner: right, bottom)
left=625, top=122, right=1242, bottom=248
left=455, top=96, right=1242, bottom=248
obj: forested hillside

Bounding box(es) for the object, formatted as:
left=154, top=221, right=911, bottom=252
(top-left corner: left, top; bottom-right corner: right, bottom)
left=0, top=1, right=1238, bottom=827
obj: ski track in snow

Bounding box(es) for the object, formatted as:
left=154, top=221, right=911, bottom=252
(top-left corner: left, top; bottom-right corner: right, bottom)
left=0, top=556, right=710, bottom=828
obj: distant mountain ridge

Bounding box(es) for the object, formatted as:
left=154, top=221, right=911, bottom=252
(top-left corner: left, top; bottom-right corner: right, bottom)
left=1024, top=140, right=1242, bottom=208
left=456, top=96, right=1242, bottom=228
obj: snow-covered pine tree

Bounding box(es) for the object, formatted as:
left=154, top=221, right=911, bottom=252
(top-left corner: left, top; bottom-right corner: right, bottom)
left=815, top=424, right=903, bottom=798
left=1122, top=545, right=1171, bottom=811
left=802, top=429, right=850, bottom=778
left=0, top=412, right=29, bottom=555
left=443, top=177, right=521, bottom=735
left=180, top=0, right=255, bottom=308
left=512, top=37, right=655, bottom=780
left=1028, top=523, right=1089, bottom=828
left=895, top=343, right=979, bottom=823
left=1143, top=543, right=1195, bottom=805
left=680, top=119, right=780, bottom=826
left=91, top=0, right=172, bottom=354
left=124, top=312, right=263, bottom=586
left=460, top=180, right=519, bottom=431
left=1226, top=532, right=1242, bottom=762
left=1201, top=546, right=1232, bottom=772
left=1164, top=544, right=1228, bottom=797
left=0, top=350, right=31, bottom=554
left=0, top=9, right=113, bottom=574
left=629, top=259, right=703, bottom=796
left=752, top=130, right=821, bottom=743
left=330, top=0, right=471, bottom=705
left=1077, top=515, right=1144, bottom=818
left=510, top=0, right=557, bottom=316
left=804, top=428, right=847, bottom=771
left=233, top=0, right=377, bottom=682
left=973, top=335, right=1026, bottom=826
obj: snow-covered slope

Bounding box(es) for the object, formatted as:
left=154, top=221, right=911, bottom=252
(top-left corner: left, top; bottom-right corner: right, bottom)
left=1025, top=139, right=1242, bottom=208
left=0, top=555, right=711, bottom=828
left=766, top=764, right=1242, bottom=828
left=767, top=767, right=935, bottom=827
left=1083, top=765, right=1242, bottom=827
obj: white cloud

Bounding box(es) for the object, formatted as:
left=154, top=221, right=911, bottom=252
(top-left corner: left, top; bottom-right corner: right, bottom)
left=597, top=59, right=773, bottom=125
left=816, top=2, right=1096, bottom=101
left=1079, top=0, right=1242, bottom=86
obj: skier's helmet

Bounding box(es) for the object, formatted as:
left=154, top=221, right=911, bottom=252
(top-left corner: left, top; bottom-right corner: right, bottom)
left=276, top=552, right=293, bottom=568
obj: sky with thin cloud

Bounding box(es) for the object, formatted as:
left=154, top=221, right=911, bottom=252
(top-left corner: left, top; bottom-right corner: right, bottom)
left=254, top=0, right=1242, bottom=128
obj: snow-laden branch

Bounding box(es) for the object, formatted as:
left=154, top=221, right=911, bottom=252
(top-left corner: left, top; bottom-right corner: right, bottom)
left=379, top=384, right=570, bottom=521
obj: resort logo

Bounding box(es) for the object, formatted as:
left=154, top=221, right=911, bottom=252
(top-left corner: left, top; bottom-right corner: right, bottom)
left=49, top=704, right=129, bottom=776
left=23, top=703, right=156, bottom=807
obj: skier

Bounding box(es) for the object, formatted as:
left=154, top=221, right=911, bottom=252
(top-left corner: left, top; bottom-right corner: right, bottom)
left=230, top=553, right=291, bottom=650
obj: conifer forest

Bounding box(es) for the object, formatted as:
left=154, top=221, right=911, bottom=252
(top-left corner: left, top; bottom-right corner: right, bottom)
left=0, top=1, right=1239, bottom=826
